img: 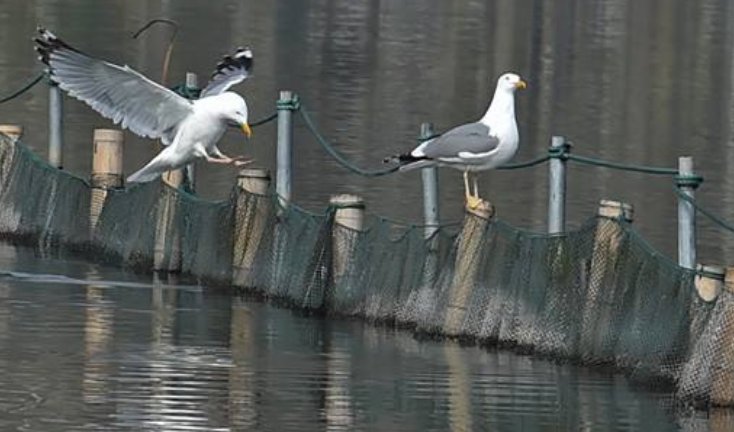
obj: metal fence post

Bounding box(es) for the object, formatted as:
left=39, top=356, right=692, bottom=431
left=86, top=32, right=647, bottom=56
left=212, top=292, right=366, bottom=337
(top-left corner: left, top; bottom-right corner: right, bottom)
left=420, top=123, right=439, bottom=239
left=677, top=156, right=698, bottom=270
left=548, top=135, right=568, bottom=234
left=276, top=90, right=295, bottom=206
left=184, top=72, right=198, bottom=192
left=49, top=82, right=63, bottom=168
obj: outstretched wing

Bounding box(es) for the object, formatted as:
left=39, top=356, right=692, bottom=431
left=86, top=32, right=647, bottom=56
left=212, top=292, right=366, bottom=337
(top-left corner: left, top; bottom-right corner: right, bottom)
left=200, top=47, right=253, bottom=97
left=35, top=27, right=193, bottom=145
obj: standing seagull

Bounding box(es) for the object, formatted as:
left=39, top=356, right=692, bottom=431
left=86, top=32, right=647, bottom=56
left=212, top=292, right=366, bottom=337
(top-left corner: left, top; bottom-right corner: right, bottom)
left=35, top=27, right=255, bottom=183
left=393, top=72, right=526, bottom=210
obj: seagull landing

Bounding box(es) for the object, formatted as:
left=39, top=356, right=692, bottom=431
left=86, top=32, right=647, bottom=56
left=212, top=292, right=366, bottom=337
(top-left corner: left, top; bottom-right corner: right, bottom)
left=35, top=27, right=256, bottom=184
left=391, top=72, right=526, bottom=210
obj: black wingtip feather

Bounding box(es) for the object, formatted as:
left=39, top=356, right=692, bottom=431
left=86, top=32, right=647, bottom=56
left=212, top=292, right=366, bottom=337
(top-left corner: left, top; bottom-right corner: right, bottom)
left=210, top=47, right=253, bottom=79
left=33, top=26, right=82, bottom=67
left=382, top=153, right=429, bottom=164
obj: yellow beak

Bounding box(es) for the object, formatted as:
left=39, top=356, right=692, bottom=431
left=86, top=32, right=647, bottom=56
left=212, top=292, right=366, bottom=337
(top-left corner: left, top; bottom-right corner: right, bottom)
left=515, top=80, right=527, bottom=90
left=241, top=122, right=252, bottom=138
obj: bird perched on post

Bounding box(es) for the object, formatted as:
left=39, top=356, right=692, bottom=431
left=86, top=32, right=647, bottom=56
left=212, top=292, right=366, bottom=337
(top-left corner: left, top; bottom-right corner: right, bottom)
left=35, top=27, right=255, bottom=183
left=390, top=72, right=526, bottom=210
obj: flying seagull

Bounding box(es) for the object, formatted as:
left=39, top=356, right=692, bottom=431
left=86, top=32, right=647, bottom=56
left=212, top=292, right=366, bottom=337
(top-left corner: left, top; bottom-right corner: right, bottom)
left=392, top=72, right=526, bottom=210
left=35, top=27, right=255, bottom=183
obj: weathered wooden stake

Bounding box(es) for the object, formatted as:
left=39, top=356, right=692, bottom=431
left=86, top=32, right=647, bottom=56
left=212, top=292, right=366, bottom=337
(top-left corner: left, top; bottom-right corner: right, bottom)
left=548, top=135, right=568, bottom=234
left=276, top=90, right=295, bottom=206
left=580, top=200, right=633, bottom=359
left=710, top=268, right=734, bottom=406
left=89, top=129, right=123, bottom=235
left=677, top=156, right=697, bottom=270
left=0, top=125, right=23, bottom=191
left=49, top=82, right=64, bottom=168
left=695, top=264, right=724, bottom=302
left=0, top=124, right=23, bottom=142
left=444, top=203, right=494, bottom=336
left=155, top=167, right=183, bottom=272
left=330, top=194, right=365, bottom=301
left=232, top=168, right=271, bottom=287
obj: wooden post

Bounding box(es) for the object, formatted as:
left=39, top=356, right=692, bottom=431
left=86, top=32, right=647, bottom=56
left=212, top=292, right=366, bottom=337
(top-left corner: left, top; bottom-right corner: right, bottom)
left=232, top=168, right=271, bottom=287
left=695, top=264, right=724, bottom=302
left=89, top=129, right=123, bottom=236
left=330, top=195, right=365, bottom=303
left=444, top=204, right=494, bottom=336
left=154, top=166, right=183, bottom=272
left=0, top=124, right=23, bottom=142
left=0, top=125, right=23, bottom=194
left=49, top=82, right=64, bottom=168
left=710, top=268, right=734, bottom=406
left=580, top=200, right=633, bottom=359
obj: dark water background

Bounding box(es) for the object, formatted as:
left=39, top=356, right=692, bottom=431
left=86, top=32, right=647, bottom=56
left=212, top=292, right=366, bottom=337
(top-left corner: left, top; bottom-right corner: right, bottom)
left=2, top=0, right=734, bottom=262
left=1, top=0, right=734, bottom=430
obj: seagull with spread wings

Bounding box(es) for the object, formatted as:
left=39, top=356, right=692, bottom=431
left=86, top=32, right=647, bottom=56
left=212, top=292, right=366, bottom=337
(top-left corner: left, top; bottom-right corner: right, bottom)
left=393, top=72, right=526, bottom=210
left=35, top=27, right=255, bottom=183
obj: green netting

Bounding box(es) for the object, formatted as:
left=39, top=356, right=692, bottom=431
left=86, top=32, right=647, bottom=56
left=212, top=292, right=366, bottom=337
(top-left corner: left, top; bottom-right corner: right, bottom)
left=0, top=133, right=732, bottom=408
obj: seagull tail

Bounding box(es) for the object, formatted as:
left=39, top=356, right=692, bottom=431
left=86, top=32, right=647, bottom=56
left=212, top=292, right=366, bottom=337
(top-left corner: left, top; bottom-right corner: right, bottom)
left=383, top=153, right=435, bottom=172
left=127, top=157, right=174, bottom=184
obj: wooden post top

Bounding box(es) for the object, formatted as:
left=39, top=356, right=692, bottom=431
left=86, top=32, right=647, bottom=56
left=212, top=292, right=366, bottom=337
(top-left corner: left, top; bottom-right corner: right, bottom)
left=465, top=200, right=494, bottom=220
left=696, top=264, right=725, bottom=302
left=238, top=168, right=271, bottom=180
left=93, top=129, right=123, bottom=142
left=724, top=267, right=734, bottom=294
left=330, top=194, right=365, bottom=231
left=0, top=124, right=23, bottom=139
left=330, top=194, right=365, bottom=209
left=237, top=168, right=271, bottom=195
left=597, top=199, right=634, bottom=222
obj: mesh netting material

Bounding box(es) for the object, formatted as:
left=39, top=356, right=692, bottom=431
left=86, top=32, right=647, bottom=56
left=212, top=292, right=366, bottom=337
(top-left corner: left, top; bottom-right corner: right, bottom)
left=0, top=134, right=732, bottom=407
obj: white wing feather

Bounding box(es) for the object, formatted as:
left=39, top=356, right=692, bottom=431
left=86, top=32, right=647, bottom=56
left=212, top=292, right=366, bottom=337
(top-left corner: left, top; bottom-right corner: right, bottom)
left=36, top=28, right=193, bottom=145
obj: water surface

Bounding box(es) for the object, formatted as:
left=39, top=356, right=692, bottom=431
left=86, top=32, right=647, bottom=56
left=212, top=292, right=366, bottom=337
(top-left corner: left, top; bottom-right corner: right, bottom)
left=0, top=242, right=716, bottom=431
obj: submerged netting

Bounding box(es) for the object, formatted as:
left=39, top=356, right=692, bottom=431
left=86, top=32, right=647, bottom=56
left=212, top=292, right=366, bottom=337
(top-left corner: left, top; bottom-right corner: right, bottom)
left=0, top=133, right=732, bottom=408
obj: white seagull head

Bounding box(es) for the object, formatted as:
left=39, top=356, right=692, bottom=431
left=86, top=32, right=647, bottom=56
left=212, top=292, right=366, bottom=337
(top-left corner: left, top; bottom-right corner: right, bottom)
left=496, top=72, right=527, bottom=93
left=214, top=92, right=252, bottom=138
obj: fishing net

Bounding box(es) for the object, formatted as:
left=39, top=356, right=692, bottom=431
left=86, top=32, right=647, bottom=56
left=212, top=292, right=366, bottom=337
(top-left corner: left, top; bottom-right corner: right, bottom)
left=0, top=133, right=731, bottom=408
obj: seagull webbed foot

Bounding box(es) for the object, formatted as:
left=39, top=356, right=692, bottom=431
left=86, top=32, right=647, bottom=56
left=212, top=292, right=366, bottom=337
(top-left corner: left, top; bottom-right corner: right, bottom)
left=233, top=158, right=254, bottom=167
left=466, top=195, right=484, bottom=210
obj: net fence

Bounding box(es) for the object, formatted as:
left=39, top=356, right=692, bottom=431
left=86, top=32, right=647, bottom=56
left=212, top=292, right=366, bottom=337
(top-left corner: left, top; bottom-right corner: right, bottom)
left=0, top=133, right=732, bottom=408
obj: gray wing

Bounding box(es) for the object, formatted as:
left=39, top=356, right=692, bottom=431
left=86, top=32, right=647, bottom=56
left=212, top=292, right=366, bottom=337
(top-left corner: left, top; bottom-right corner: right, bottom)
left=200, top=48, right=253, bottom=97
left=415, top=123, right=499, bottom=159
left=35, top=28, right=193, bottom=145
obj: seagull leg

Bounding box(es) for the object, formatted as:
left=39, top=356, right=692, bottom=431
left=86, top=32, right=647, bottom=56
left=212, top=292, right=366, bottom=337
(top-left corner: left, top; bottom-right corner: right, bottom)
left=204, top=154, right=233, bottom=164
left=463, top=170, right=472, bottom=202
left=464, top=170, right=482, bottom=210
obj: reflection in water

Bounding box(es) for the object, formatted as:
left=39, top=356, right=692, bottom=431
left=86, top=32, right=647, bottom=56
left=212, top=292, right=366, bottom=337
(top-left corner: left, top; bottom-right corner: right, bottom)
left=324, top=332, right=354, bottom=431
left=82, top=284, right=114, bottom=405
left=0, top=241, right=729, bottom=430
left=444, top=344, right=472, bottom=432
left=229, top=296, right=258, bottom=429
